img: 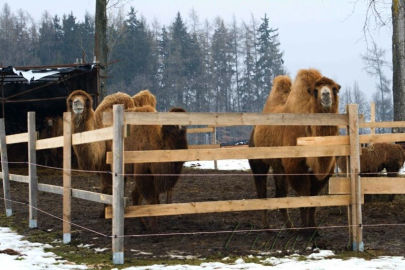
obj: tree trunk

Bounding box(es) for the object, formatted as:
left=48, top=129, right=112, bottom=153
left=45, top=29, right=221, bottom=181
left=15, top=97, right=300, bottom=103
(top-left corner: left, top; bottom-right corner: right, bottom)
left=392, top=0, right=405, bottom=132
left=95, top=0, right=108, bottom=101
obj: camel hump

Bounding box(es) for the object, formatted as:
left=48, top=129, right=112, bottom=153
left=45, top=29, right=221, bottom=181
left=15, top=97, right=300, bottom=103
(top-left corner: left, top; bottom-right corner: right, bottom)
left=273, top=75, right=292, bottom=96
left=133, top=89, right=157, bottom=108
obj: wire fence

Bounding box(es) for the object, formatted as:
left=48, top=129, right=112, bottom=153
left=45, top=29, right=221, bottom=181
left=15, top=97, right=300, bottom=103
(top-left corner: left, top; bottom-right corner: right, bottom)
left=5, top=161, right=405, bottom=177
left=1, top=195, right=405, bottom=240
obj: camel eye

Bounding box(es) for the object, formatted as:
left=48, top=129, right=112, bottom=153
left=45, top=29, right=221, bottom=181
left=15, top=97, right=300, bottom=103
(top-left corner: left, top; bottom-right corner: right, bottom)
left=313, top=89, right=318, bottom=98
left=307, top=88, right=312, bottom=94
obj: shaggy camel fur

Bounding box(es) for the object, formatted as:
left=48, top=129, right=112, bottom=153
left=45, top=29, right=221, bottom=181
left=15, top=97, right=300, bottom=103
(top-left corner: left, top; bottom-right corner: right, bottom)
left=132, top=89, right=157, bottom=108
left=250, top=69, right=341, bottom=231
left=248, top=75, right=292, bottom=226
left=66, top=90, right=106, bottom=173
left=38, top=116, right=63, bottom=167
left=94, top=92, right=135, bottom=194
left=126, top=106, right=188, bottom=228
left=337, top=143, right=405, bottom=177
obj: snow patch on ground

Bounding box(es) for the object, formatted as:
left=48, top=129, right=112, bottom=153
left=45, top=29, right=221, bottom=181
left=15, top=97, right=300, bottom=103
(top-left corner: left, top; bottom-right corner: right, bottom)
left=184, top=159, right=250, bottom=171
left=120, top=251, right=405, bottom=270
left=0, top=227, right=87, bottom=269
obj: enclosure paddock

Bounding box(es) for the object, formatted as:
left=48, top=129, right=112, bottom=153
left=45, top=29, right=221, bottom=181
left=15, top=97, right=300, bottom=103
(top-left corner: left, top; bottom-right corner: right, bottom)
left=1, top=104, right=405, bottom=264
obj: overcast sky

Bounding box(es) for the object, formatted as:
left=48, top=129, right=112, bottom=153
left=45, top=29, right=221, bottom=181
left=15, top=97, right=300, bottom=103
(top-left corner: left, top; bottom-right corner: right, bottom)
left=4, top=0, right=393, bottom=101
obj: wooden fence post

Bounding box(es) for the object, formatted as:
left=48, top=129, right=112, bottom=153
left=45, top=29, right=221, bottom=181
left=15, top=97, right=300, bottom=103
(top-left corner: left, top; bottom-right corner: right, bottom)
left=212, top=127, right=218, bottom=170
left=0, top=118, right=12, bottom=216
left=63, top=112, right=72, bottom=244
left=347, top=104, right=363, bottom=251
left=370, top=102, right=375, bottom=135
left=28, top=112, right=38, bottom=228
left=112, top=104, right=124, bottom=264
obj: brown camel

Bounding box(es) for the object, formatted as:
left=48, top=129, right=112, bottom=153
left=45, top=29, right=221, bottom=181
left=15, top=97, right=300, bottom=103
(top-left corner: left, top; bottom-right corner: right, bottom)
left=250, top=69, right=341, bottom=232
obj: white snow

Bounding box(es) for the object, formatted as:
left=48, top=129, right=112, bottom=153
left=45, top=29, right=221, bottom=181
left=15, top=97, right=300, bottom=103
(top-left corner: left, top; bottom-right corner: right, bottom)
left=0, top=159, right=404, bottom=268
left=0, top=227, right=87, bottom=269
left=184, top=159, right=250, bottom=171
left=12, top=68, right=59, bottom=83
left=120, top=251, right=405, bottom=270
left=1, top=218, right=405, bottom=270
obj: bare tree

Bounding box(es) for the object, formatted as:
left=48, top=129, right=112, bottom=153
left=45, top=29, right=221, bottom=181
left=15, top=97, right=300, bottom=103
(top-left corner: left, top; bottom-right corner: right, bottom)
left=95, top=0, right=108, bottom=100
left=392, top=0, right=405, bottom=131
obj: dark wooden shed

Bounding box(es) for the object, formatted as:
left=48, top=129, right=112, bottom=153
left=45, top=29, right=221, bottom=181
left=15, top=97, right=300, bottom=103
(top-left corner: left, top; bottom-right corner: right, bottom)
left=0, top=63, right=100, bottom=134
left=0, top=63, right=100, bottom=164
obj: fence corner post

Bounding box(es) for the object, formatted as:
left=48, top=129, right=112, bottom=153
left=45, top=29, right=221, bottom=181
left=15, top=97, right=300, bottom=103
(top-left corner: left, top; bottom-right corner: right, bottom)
left=0, top=118, right=12, bottom=216
left=347, top=104, right=364, bottom=252
left=112, top=104, right=124, bottom=264
left=63, top=112, right=72, bottom=243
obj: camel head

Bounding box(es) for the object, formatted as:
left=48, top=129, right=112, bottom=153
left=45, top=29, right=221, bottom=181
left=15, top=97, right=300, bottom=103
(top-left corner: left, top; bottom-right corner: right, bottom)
left=161, top=107, right=188, bottom=150
left=308, top=76, right=340, bottom=113
left=66, top=90, right=94, bottom=117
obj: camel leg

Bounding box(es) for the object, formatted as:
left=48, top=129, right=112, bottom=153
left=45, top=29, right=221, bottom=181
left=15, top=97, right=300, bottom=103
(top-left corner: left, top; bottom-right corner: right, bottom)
left=275, top=175, right=293, bottom=228
left=307, top=176, right=329, bottom=228
left=166, top=190, right=173, bottom=204
left=99, top=173, right=112, bottom=218
left=249, top=158, right=270, bottom=227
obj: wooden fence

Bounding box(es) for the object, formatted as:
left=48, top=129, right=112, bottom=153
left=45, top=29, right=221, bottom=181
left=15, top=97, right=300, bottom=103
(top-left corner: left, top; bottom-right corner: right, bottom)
left=1, top=104, right=405, bottom=264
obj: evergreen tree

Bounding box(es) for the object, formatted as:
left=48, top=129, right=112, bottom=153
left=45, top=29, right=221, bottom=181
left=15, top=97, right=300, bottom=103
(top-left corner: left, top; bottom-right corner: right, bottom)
left=211, top=18, right=234, bottom=112
left=255, top=14, right=284, bottom=109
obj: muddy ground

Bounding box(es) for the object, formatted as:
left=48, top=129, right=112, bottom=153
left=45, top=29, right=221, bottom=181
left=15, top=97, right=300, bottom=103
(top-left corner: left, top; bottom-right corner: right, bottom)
left=0, top=165, right=404, bottom=260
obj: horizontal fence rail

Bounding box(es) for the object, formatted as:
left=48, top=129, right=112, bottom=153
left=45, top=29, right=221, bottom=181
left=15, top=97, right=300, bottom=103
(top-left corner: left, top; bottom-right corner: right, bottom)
left=0, top=172, right=116, bottom=204
left=105, top=195, right=352, bottom=219
left=102, top=112, right=349, bottom=126
left=106, top=145, right=350, bottom=164
left=297, top=133, right=405, bottom=146
left=5, top=132, right=29, bottom=144
left=329, top=177, right=405, bottom=195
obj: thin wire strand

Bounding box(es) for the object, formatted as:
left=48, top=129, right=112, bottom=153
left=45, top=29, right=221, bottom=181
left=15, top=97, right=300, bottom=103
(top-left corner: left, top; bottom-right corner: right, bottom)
left=1, top=195, right=405, bottom=240
left=0, top=196, right=109, bottom=238
left=4, top=161, right=404, bottom=177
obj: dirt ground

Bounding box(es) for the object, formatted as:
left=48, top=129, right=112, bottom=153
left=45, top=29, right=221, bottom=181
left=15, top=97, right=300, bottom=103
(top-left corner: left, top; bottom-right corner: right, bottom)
left=1, top=165, right=404, bottom=259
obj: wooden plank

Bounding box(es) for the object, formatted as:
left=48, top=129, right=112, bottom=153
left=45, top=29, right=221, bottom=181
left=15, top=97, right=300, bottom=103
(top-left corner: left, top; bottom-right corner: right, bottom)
left=347, top=104, right=363, bottom=251
left=187, top=127, right=215, bottom=134
left=9, top=174, right=29, bottom=183
left=103, top=112, right=348, bottom=126
left=38, top=183, right=63, bottom=195
left=36, top=136, right=63, bottom=150
left=360, top=121, right=405, bottom=129
left=105, top=195, right=351, bottom=219
left=72, top=189, right=113, bottom=204
left=0, top=119, right=12, bottom=216
left=112, top=105, right=125, bottom=263
left=212, top=127, right=218, bottom=170
left=72, top=126, right=113, bottom=145
left=106, top=145, right=350, bottom=164
left=5, top=132, right=28, bottom=144
left=63, top=112, right=72, bottom=244
left=188, top=144, right=221, bottom=149
left=297, top=133, right=405, bottom=146
left=28, top=112, right=38, bottom=228
left=370, top=102, right=375, bottom=134
left=329, top=177, right=405, bottom=195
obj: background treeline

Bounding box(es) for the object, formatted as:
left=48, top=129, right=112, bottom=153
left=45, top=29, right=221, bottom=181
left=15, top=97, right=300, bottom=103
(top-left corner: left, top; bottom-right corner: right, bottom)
left=0, top=4, right=284, bottom=143
left=0, top=3, right=393, bottom=142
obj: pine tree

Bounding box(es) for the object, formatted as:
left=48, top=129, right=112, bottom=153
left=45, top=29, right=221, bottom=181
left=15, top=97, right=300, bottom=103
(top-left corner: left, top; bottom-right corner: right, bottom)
left=255, top=14, right=285, bottom=109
